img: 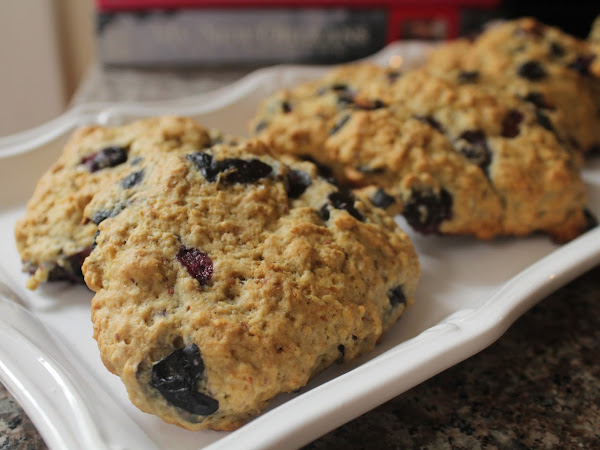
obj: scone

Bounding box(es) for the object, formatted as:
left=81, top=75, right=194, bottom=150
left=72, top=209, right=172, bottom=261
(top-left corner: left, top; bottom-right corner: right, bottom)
left=82, top=139, right=420, bottom=431
left=425, top=17, right=600, bottom=157
left=251, top=64, right=591, bottom=242
left=14, top=116, right=228, bottom=289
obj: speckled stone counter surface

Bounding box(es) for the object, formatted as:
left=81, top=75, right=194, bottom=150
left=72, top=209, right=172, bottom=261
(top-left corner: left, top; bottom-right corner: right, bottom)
left=1, top=64, right=599, bottom=449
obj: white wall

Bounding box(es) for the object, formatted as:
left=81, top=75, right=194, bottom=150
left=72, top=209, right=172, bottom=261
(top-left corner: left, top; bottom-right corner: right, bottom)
left=0, top=0, right=95, bottom=137
left=55, top=0, right=95, bottom=102
left=0, top=0, right=66, bottom=136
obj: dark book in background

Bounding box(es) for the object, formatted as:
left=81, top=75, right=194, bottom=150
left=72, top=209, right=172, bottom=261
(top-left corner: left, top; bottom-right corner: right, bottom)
left=95, top=0, right=503, bottom=67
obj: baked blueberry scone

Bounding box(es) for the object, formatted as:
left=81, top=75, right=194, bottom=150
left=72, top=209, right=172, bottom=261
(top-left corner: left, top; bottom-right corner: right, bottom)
left=425, top=17, right=600, bottom=157
left=252, top=64, right=591, bottom=242
left=82, top=139, right=419, bottom=430
left=14, top=116, right=226, bottom=289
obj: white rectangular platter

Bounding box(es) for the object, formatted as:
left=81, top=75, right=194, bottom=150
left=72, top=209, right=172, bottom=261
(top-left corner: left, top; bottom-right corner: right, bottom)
left=0, top=42, right=599, bottom=450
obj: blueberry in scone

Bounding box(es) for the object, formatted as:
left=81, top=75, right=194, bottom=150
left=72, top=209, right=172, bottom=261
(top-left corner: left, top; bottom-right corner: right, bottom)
left=82, top=139, right=420, bottom=431
left=14, top=116, right=227, bottom=289
left=252, top=63, right=591, bottom=242
left=425, top=17, right=600, bottom=158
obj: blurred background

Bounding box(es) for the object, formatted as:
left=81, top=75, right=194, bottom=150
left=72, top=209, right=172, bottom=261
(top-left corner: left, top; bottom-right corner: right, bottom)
left=0, top=0, right=598, bottom=136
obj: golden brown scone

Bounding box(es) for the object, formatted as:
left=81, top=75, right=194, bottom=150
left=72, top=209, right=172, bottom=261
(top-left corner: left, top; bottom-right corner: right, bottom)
left=252, top=63, right=592, bottom=242
left=82, top=139, right=419, bottom=430
left=14, top=116, right=231, bottom=289
left=425, top=17, right=600, bottom=157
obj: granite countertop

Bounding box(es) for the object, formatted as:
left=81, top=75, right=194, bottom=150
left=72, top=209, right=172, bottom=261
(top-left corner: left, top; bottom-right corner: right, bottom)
left=1, top=64, right=599, bottom=450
